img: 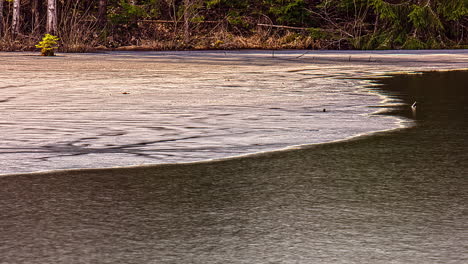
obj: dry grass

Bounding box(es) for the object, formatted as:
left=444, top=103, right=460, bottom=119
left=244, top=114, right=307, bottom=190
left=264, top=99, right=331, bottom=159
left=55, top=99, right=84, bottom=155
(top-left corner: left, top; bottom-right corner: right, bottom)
left=187, top=29, right=332, bottom=50
left=0, top=23, right=336, bottom=52
left=0, top=34, right=38, bottom=51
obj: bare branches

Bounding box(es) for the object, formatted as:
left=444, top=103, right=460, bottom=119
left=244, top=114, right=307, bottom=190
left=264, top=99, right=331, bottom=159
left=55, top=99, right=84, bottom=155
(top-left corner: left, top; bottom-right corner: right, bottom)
left=305, top=8, right=354, bottom=38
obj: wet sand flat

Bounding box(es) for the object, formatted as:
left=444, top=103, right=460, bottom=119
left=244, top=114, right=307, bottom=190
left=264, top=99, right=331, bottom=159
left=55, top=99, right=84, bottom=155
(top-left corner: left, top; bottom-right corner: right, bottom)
left=1, top=50, right=467, bottom=174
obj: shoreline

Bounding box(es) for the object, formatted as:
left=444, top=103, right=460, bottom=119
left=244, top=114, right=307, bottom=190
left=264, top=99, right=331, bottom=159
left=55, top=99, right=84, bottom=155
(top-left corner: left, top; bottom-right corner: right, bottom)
left=1, top=50, right=467, bottom=175
left=0, top=77, right=411, bottom=178
left=0, top=124, right=411, bottom=179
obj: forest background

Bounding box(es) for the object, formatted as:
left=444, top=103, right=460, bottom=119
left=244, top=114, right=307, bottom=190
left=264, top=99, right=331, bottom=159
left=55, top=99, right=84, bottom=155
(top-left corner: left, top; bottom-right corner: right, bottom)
left=0, top=0, right=467, bottom=52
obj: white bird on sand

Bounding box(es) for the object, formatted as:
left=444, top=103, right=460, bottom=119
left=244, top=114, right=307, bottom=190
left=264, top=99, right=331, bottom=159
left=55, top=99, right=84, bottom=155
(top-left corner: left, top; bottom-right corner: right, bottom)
left=411, top=101, right=417, bottom=109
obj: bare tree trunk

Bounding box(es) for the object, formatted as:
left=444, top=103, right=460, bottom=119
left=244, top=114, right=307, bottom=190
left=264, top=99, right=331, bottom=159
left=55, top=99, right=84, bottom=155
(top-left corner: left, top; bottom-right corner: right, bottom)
left=98, top=0, right=107, bottom=27
left=0, top=0, right=4, bottom=36
left=31, top=0, right=40, bottom=34
left=12, top=0, right=20, bottom=35
left=183, top=0, right=190, bottom=43
left=47, top=0, right=57, bottom=34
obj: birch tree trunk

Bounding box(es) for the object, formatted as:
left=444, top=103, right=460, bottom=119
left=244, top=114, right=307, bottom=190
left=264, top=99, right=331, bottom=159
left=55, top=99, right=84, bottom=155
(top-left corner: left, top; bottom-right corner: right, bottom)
left=12, top=0, right=20, bottom=35
left=98, top=0, right=108, bottom=27
left=47, top=0, right=57, bottom=34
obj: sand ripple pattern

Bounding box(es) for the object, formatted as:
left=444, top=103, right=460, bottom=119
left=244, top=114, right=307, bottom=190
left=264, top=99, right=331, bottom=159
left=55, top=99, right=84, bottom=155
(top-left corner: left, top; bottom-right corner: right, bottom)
left=5, top=50, right=465, bottom=174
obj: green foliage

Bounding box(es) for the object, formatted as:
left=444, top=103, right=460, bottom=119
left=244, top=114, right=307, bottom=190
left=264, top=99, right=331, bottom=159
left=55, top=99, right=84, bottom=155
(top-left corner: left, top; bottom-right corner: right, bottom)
left=206, top=0, right=253, bottom=28
left=3, top=0, right=467, bottom=50
left=349, top=32, right=388, bottom=50
left=265, top=0, right=307, bottom=25
left=35, top=34, right=59, bottom=56
left=100, top=0, right=463, bottom=50
left=227, top=10, right=248, bottom=27
left=109, top=0, right=147, bottom=24
left=408, top=4, right=443, bottom=31
left=438, top=0, right=468, bottom=21
left=402, top=36, right=427, bottom=50
left=206, top=0, right=223, bottom=9
left=370, top=0, right=398, bottom=21
left=206, top=0, right=250, bottom=9
left=191, top=15, right=205, bottom=23
left=334, top=0, right=467, bottom=49
left=307, top=28, right=328, bottom=40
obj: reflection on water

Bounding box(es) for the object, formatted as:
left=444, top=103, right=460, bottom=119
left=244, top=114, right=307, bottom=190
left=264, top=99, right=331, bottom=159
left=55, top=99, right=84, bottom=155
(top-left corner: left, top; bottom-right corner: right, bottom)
left=0, top=71, right=467, bottom=263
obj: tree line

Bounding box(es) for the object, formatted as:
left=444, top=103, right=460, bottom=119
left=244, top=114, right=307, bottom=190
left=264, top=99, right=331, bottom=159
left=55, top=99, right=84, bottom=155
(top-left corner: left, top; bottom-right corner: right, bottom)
left=0, top=0, right=466, bottom=51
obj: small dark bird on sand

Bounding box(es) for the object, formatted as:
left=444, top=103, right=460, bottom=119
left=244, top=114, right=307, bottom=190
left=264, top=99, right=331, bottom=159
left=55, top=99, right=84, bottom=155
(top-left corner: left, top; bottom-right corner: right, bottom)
left=323, top=109, right=326, bottom=112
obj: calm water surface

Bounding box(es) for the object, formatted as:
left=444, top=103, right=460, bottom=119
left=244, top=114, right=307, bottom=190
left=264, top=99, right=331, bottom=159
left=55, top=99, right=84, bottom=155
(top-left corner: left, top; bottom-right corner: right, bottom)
left=0, top=71, right=467, bottom=263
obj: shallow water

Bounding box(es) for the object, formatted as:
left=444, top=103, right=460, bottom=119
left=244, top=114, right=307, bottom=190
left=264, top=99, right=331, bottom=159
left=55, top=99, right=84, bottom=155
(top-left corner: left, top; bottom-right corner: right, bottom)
left=0, top=53, right=467, bottom=263
left=0, top=51, right=408, bottom=174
